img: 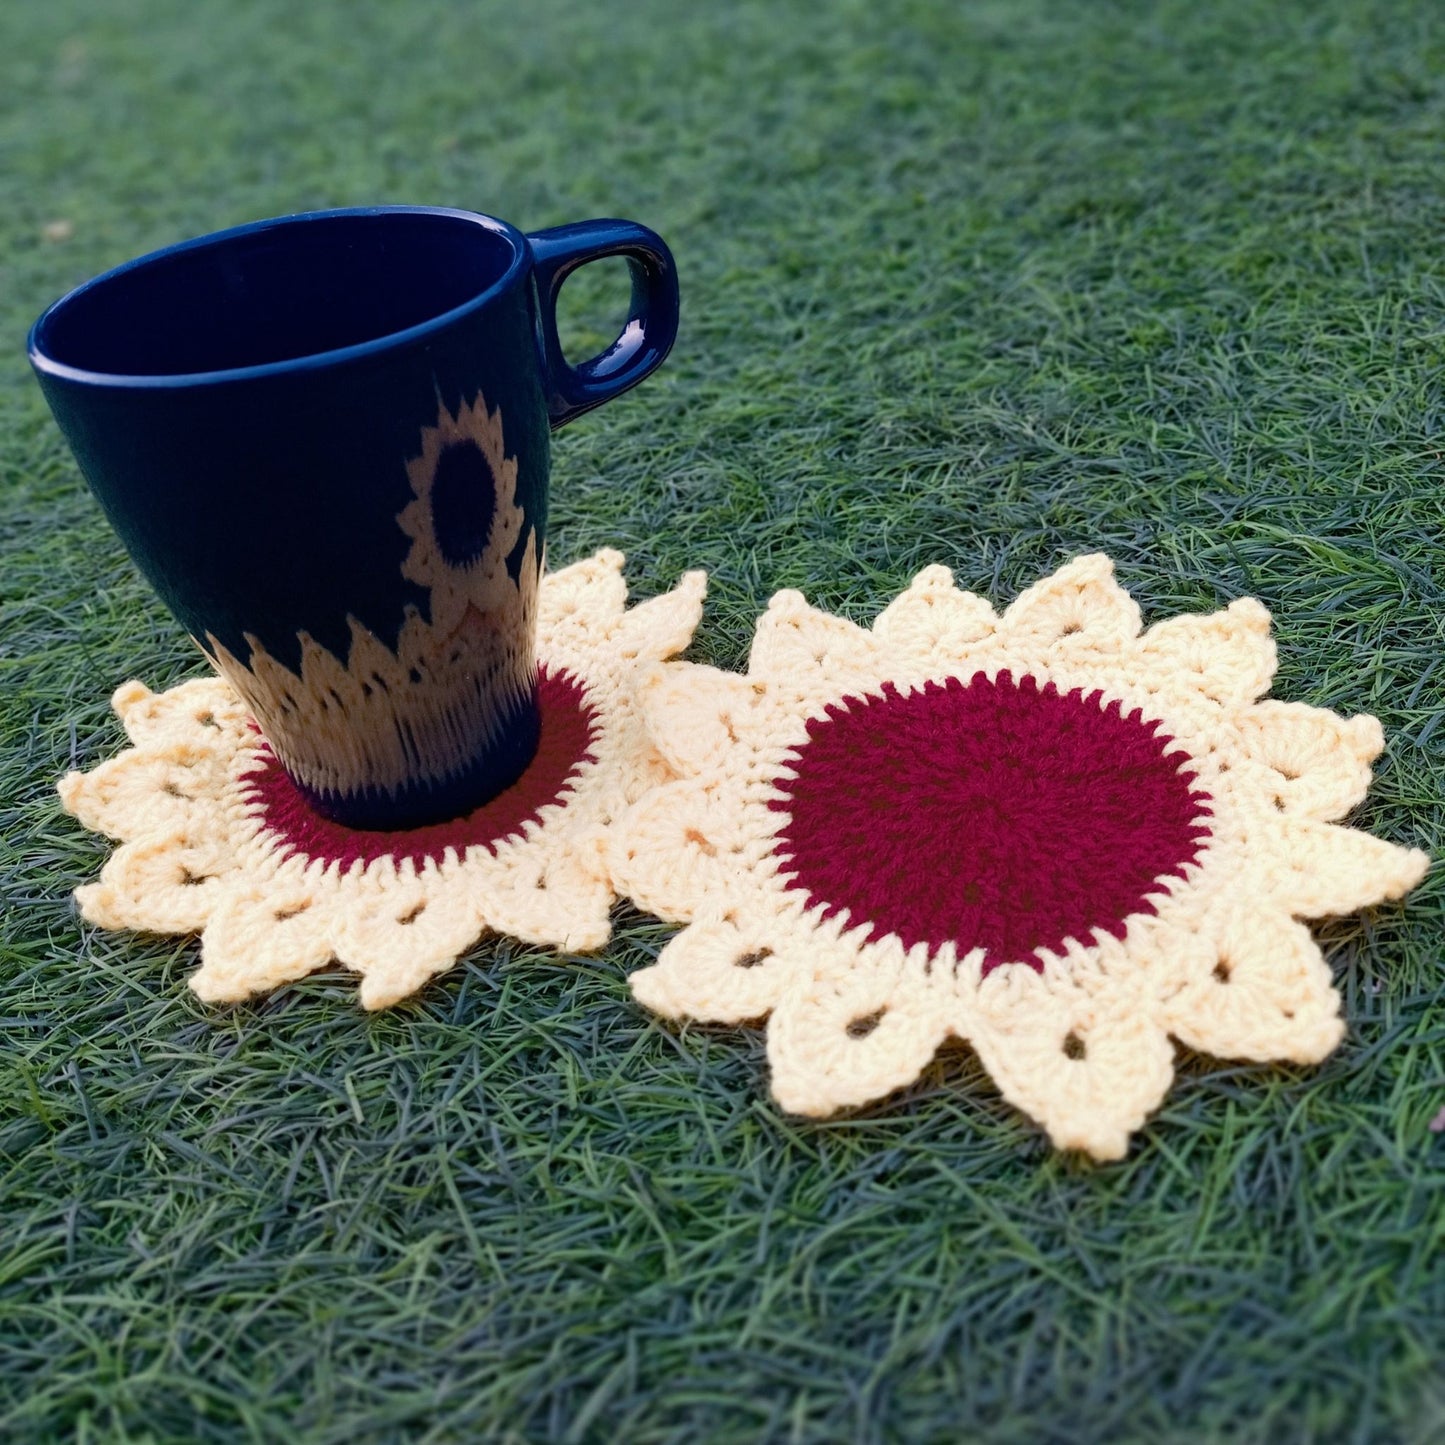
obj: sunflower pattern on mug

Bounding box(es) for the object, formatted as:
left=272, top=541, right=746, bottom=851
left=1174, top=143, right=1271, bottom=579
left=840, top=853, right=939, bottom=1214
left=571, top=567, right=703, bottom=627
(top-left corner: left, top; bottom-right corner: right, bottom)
left=609, top=556, right=1429, bottom=1160
left=206, top=392, right=540, bottom=824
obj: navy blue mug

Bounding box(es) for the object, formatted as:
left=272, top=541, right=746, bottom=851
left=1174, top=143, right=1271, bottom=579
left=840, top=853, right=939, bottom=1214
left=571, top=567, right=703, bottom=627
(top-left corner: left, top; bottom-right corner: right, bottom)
left=29, top=206, right=678, bottom=829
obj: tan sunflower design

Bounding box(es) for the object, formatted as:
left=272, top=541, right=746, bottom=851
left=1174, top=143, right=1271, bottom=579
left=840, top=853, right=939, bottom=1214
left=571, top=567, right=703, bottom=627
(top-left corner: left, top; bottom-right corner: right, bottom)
left=396, top=388, right=533, bottom=639
left=59, top=551, right=705, bottom=1010
left=207, top=391, right=538, bottom=808
left=610, top=555, right=1429, bottom=1159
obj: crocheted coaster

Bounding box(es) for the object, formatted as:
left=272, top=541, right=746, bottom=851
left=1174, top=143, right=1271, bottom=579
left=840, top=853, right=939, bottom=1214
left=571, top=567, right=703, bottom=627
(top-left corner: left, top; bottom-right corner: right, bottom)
left=59, top=551, right=704, bottom=1009
left=610, top=555, right=1429, bottom=1160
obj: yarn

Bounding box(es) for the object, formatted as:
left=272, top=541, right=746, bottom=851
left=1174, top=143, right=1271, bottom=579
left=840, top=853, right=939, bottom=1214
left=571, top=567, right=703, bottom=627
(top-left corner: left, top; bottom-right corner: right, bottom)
left=772, top=670, right=1213, bottom=970
left=59, top=550, right=705, bottom=1010
left=55, top=544, right=1432, bottom=1159
left=610, top=555, right=1430, bottom=1160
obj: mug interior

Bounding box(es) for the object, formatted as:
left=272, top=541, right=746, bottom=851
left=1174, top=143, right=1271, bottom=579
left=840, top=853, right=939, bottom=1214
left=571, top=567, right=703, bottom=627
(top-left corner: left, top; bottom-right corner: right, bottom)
left=33, top=209, right=520, bottom=379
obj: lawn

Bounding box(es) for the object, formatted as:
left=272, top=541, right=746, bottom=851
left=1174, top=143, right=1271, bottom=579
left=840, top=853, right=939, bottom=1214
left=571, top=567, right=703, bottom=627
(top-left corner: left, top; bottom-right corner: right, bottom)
left=1, top=0, right=1442, bottom=1440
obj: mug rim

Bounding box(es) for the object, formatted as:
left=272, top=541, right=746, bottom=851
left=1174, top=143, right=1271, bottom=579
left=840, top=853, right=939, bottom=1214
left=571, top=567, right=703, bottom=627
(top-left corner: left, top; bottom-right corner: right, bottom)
left=27, top=205, right=529, bottom=390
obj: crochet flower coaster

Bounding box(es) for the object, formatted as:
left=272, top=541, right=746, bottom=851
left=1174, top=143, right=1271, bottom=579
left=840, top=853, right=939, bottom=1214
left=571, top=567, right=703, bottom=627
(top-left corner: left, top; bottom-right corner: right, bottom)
left=59, top=551, right=704, bottom=1009
left=610, top=555, right=1428, bottom=1159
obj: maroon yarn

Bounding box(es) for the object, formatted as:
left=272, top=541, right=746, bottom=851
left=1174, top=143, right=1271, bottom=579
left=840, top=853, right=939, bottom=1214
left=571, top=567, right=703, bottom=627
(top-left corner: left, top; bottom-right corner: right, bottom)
left=240, top=666, right=598, bottom=870
left=770, top=671, right=1212, bottom=972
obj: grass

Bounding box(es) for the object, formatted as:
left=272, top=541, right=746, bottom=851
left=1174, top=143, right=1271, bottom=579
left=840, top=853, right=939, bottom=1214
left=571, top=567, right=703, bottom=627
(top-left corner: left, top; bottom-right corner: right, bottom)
left=2, top=0, right=1443, bottom=1439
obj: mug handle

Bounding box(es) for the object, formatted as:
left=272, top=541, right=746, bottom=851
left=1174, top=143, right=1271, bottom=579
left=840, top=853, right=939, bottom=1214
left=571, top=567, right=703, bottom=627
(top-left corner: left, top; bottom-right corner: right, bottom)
left=527, top=219, right=679, bottom=430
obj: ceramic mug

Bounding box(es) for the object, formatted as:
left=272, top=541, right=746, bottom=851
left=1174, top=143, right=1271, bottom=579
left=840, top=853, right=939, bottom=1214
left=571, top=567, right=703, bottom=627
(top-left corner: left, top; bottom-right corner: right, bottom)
left=29, top=205, right=678, bottom=829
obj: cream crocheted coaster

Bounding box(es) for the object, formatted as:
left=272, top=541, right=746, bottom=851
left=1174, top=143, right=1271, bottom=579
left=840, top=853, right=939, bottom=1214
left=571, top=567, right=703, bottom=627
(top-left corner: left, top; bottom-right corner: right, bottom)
left=610, top=555, right=1429, bottom=1160
left=59, top=551, right=704, bottom=1010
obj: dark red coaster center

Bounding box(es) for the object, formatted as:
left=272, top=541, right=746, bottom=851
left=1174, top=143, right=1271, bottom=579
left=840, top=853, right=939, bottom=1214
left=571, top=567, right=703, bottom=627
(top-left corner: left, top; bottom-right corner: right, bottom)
left=770, top=671, right=1213, bottom=972
left=240, top=666, right=598, bottom=869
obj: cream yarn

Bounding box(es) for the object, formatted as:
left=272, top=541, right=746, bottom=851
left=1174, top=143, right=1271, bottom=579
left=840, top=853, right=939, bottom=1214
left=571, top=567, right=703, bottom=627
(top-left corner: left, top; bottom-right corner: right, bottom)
left=56, top=546, right=1430, bottom=1160
left=59, top=551, right=704, bottom=1009
left=610, top=555, right=1429, bottom=1160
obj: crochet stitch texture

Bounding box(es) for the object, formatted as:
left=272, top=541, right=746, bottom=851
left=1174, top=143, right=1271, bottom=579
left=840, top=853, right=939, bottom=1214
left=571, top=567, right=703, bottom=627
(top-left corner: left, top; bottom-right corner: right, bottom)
left=59, top=551, right=704, bottom=1009
left=610, top=555, right=1429, bottom=1160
